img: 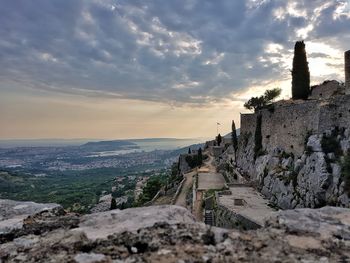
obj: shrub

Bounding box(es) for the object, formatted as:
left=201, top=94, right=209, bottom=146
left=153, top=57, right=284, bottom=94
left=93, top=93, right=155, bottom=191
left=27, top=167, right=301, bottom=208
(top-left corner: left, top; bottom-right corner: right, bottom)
left=305, top=146, right=313, bottom=156
left=110, top=198, right=117, bottom=210
left=136, top=177, right=162, bottom=205
left=321, top=135, right=342, bottom=157
left=280, top=151, right=294, bottom=159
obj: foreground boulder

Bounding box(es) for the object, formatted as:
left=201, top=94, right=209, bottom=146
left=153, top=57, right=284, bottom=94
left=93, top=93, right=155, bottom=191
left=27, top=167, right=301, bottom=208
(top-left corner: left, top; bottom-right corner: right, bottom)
left=0, top=199, right=79, bottom=243
left=74, top=205, right=196, bottom=240
left=0, top=200, right=349, bottom=262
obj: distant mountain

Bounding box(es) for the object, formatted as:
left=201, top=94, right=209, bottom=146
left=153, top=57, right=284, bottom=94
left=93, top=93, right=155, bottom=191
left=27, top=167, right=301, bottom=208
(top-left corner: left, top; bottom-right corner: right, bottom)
left=223, top=129, right=241, bottom=139
left=80, top=140, right=138, bottom=152
left=169, top=143, right=204, bottom=155
left=0, top=139, right=96, bottom=148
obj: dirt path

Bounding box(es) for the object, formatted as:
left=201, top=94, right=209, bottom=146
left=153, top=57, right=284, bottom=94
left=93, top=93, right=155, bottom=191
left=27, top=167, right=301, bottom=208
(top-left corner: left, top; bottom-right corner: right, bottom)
left=200, top=154, right=216, bottom=173
left=174, top=170, right=196, bottom=207
left=197, top=152, right=225, bottom=191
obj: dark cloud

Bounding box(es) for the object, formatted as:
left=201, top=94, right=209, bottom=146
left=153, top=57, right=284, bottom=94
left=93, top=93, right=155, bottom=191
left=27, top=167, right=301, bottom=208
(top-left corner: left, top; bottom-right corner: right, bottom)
left=0, top=0, right=349, bottom=104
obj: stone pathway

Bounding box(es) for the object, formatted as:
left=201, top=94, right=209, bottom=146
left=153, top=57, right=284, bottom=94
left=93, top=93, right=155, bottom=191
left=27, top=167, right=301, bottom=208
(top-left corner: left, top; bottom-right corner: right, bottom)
left=197, top=153, right=225, bottom=190
left=174, top=170, right=196, bottom=208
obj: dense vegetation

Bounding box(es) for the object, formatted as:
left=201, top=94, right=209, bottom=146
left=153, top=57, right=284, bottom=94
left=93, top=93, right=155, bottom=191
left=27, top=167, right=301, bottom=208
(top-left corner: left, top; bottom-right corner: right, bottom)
left=185, top=148, right=204, bottom=169
left=0, top=168, right=141, bottom=213
left=135, top=173, right=170, bottom=206
left=292, top=41, right=310, bottom=100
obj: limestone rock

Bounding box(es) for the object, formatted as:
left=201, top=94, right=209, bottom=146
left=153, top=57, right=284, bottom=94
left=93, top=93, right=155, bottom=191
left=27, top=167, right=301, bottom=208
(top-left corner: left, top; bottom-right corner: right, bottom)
left=265, top=206, right=350, bottom=240
left=1, top=204, right=350, bottom=262
left=73, top=205, right=196, bottom=240
left=0, top=199, right=63, bottom=238
left=306, top=135, right=322, bottom=152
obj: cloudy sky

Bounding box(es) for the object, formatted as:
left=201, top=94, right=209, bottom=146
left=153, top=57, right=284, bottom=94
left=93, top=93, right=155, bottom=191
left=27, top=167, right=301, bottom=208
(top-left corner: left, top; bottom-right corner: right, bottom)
left=0, top=0, right=349, bottom=140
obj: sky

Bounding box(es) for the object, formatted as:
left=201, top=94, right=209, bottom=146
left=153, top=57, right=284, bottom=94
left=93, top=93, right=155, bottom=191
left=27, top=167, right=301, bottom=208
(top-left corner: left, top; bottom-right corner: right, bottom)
left=0, top=0, right=349, bottom=140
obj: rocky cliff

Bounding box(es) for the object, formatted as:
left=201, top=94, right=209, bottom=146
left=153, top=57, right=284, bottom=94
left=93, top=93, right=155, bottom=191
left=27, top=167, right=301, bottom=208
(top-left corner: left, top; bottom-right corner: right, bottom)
left=1, top=199, right=350, bottom=262
left=235, top=124, right=350, bottom=209
left=234, top=88, right=350, bottom=209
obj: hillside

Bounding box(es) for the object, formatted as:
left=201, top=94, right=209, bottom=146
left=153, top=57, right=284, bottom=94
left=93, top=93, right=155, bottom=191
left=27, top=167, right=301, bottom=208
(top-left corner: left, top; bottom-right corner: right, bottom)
left=80, top=140, right=138, bottom=152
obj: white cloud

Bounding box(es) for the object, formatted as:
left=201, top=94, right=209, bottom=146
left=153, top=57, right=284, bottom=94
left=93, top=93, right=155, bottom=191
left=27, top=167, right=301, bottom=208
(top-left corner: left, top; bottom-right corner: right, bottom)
left=0, top=0, right=349, bottom=106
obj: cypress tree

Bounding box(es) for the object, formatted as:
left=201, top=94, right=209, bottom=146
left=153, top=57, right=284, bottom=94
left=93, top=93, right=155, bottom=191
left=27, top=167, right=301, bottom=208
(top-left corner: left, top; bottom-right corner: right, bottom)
left=254, top=114, right=263, bottom=160
left=231, top=120, right=238, bottom=161
left=110, top=198, right=117, bottom=210
left=217, top=133, right=222, bottom=146
left=198, top=147, right=203, bottom=163
left=292, top=41, right=310, bottom=99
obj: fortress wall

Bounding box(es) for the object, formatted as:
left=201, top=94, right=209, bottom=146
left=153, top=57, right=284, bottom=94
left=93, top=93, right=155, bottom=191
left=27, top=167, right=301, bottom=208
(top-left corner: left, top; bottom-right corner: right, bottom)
left=240, top=113, right=257, bottom=136
left=260, top=100, right=320, bottom=157
left=318, top=94, right=350, bottom=132
left=238, top=95, right=350, bottom=172
left=309, top=81, right=344, bottom=100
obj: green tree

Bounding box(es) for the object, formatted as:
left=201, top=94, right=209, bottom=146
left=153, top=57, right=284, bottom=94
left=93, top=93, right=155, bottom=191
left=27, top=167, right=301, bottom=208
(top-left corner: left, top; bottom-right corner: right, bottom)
left=110, top=198, right=117, bottom=210
left=217, top=133, right=222, bottom=146
left=188, top=148, right=191, bottom=154
left=292, top=41, right=310, bottom=99
left=244, top=88, right=281, bottom=112
left=254, top=114, right=263, bottom=159
left=137, top=177, right=162, bottom=205
left=198, top=147, right=203, bottom=162
left=231, top=120, right=238, bottom=161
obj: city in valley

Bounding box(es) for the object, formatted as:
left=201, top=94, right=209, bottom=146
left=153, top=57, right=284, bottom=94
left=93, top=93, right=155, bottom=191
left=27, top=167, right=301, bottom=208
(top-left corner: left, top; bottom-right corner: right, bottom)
left=0, top=138, right=202, bottom=212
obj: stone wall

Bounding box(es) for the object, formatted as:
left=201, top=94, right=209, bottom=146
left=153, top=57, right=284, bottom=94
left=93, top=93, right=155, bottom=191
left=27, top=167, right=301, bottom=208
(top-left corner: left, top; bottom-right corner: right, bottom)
left=317, top=94, right=350, bottom=133
left=309, top=80, right=344, bottom=100
left=214, top=191, right=261, bottom=230
left=178, top=154, right=191, bottom=174
left=215, top=204, right=261, bottom=230
left=236, top=94, right=350, bottom=209
left=210, top=146, right=225, bottom=158
left=238, top=94, right=350, bottom=165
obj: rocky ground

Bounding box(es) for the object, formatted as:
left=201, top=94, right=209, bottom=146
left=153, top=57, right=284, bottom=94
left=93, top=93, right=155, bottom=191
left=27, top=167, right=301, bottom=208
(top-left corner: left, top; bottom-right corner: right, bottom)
left=0, top=199, right=350, bottom=262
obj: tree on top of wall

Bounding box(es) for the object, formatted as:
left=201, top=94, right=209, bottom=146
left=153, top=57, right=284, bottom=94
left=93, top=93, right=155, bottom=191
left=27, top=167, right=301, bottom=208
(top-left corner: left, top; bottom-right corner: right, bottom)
left=244, top=88, right=281, bottom=112
left=292, top=41, right=310, bottom=100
